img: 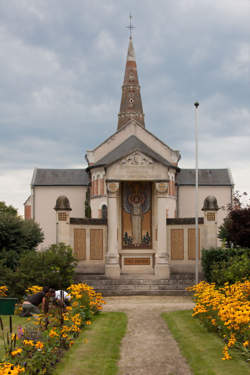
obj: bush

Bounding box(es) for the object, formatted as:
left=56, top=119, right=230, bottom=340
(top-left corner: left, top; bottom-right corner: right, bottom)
left=0, top=243, right=77, bottom=299
left=18, top=243, right=77, bottom=291
left=201, top=247, right=250, bottom=283
left=210, top=252, right=250, bottom=286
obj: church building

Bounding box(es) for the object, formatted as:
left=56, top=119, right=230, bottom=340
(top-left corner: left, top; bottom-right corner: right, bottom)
left=25, top=36, right=233, bottom=279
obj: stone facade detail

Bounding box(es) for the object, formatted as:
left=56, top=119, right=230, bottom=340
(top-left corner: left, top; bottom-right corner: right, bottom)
left=120, top=151, right=154, bottom=166
left=155, top=182, right=168, bottom=194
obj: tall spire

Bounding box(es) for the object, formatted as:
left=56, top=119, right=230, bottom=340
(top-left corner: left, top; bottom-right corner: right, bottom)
left=117, top=36, right=145, bottom=130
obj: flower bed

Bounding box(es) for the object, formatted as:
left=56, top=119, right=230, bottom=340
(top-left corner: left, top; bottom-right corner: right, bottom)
left=0, top=283, right=105, bottom=374
left=188, top=280, right=250, bottom=361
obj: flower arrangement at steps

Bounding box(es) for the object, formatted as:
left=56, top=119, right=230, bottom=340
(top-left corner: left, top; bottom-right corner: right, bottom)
left=0, top=283, right=105, bottom=375
left=188, top=280, right=250, bottom=361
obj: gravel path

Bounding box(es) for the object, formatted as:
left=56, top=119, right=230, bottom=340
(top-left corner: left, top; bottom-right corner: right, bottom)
left=103, top=296, right=194, bottom=375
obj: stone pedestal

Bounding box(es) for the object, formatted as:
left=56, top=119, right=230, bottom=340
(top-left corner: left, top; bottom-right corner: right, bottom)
left=54, top=196, right=72, bottom=246
left=155, top=253, right=170, bottom=279
left=203, top=210, right=218, bottom=248
left=154, top=182, right=170, bottom=279
left=202, top=196, right=219, bottom=249
left=105, top=182, right=121, bottom=279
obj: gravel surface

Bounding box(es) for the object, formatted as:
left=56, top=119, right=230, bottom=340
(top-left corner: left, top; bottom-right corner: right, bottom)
left=103, top=296, right=194, bottom=375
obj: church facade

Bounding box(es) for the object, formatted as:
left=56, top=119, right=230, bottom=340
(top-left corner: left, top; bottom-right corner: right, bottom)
left=25, top=37, right=233, bottom=279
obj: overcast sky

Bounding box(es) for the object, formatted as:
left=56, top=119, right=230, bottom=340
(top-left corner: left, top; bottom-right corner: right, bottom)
left=0, top=0, right=249, bottom=215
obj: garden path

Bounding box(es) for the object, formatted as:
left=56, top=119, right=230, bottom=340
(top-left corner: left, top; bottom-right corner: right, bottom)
left=103, top=295, right=194, bottom=375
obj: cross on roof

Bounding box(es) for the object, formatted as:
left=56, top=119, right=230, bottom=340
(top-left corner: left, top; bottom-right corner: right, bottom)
left=126, top=13, right=135, bottom=39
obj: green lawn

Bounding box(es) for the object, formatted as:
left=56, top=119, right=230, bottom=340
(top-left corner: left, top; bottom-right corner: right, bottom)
left=53, top=312, right=127, bottom=375
left=162, top=310, right=249, bottom=375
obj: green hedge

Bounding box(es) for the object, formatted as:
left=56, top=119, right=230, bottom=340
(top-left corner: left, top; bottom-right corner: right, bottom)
left=201, top=247, right=250, bottom=284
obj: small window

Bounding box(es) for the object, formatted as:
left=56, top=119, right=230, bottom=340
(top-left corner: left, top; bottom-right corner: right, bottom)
left=101, top=205, right=107, bottom=219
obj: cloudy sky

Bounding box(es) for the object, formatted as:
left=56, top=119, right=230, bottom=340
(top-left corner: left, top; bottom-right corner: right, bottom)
left=0, top=0, right=249, bottom=214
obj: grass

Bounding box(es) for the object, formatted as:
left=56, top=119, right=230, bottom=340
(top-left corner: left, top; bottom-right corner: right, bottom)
left=53, top=312, right=127, bottom=375
left=0, top=315, right=31, bottom=359
left=162, top=310, right=249, bottom=375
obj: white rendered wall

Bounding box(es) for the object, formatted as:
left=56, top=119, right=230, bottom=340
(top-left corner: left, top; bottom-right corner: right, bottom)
left=33, top=186, right=87, bottom=249
left=91, top=197, right=108, bottom=218
left=178, top=185, right=232, bottom=229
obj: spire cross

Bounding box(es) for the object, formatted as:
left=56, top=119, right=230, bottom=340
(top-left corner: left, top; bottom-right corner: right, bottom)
left=126, top=13, right=135, bottom=39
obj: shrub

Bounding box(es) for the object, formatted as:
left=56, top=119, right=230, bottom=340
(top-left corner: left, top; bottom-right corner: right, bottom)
left=210, top=252, right=250, bottom=286
left=0, top=243, right=77, bottom=299
left=18, top=243, right=77, bottom=291
left=201, top=247, right=250, bottom=283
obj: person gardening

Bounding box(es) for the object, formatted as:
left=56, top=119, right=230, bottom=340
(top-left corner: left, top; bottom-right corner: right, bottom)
left=20, top=286, right=54, bottom=317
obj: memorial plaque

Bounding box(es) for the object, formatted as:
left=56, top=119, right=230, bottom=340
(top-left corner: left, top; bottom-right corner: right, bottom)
left=207, top=212, right=215, bottom=221
left=124, top=257, right=150, bottom=265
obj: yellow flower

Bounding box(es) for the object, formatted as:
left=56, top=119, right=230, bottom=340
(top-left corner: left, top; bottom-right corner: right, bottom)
left=23, top=339, right=34, bottom=346
left=49, top=329, right=59, bottom=338
left=0, top=285, right=8, bottom=297
left=86, top=320, right=91, bottom=325
left=25, top=285, right=43, bottom=295
left=35, top=341, right=44, bottom=350
left=11, top=348, right=23, bottom=356
left=243, top=340, right=249, bottom=347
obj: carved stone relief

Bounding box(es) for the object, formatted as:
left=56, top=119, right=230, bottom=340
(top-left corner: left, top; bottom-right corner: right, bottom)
left=120, top=151, right=154, bottom=166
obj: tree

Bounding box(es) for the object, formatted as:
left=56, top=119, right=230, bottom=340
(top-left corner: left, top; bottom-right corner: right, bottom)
left=218, top=191, right=250, bottom=248
left=0, top=202, right=44, bottom=269
left=0, top=201, right=18, bottom=216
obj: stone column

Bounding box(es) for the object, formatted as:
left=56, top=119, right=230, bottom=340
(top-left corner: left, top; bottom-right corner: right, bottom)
left=154, top=182, right=170, bottom=279
left=202, top=196, right=219, bottom=249
left=203, top=211, right=218, bottom=248
left=54, top=196, right=72, bottom=246
left=105, top=182, right=120, bottom=279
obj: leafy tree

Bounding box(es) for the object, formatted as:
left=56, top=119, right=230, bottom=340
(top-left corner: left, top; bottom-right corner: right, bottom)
left=0, top=201, right=18, bottom=216
left=218, top=191, right=250, bottom=248
left=0, top=202, right=44, bottom=269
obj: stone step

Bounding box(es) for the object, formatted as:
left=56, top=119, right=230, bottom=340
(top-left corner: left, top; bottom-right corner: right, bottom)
left=74, top=272, right=197, bottom=296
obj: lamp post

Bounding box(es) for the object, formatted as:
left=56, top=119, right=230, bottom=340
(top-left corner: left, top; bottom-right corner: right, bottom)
left=194, top=102, right=199, bottom=284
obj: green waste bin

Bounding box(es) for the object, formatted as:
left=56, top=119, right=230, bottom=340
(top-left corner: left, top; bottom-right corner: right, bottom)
left=0, top=298, right=18, bottom=315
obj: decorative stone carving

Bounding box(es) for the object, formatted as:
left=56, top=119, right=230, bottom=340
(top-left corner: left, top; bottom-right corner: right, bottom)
left=155, top=182, right=168, bottom=194
left=107, top=182, right=119, bottom=193
left=120, top=151, right=154, bottom=166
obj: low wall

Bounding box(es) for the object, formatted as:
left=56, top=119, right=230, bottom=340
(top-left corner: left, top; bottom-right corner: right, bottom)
left=167, top=218, right=204, bottom=273
left=69, top=218, right=107, bottom=274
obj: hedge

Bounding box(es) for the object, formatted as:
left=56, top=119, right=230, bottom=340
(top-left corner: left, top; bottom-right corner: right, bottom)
left=201, top=247, right=250, bottom=283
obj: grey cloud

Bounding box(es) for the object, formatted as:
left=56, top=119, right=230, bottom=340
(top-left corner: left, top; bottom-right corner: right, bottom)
left=0, top=0, right=249, bottom=212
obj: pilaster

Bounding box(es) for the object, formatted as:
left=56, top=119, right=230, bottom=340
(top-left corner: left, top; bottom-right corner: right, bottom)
left=105, top=182, right=121, bottom=279
left=154, top=182, right=170, bottom=279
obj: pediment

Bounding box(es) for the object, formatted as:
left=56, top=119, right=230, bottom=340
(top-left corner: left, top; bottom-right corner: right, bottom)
left=86, top=120, right=180, bottom=166
left=120, top=151, right=154, bottom=167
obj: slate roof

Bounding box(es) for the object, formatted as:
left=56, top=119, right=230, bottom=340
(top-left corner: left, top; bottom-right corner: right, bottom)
left=92, top=135, right=177, bottom=169
left=176, top=169, right=233, bottom=186
left=31, top=169, right=89, bottom=186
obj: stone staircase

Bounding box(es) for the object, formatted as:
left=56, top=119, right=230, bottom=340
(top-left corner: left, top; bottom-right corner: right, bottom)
left=74, top=272, right=200, bottom=296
